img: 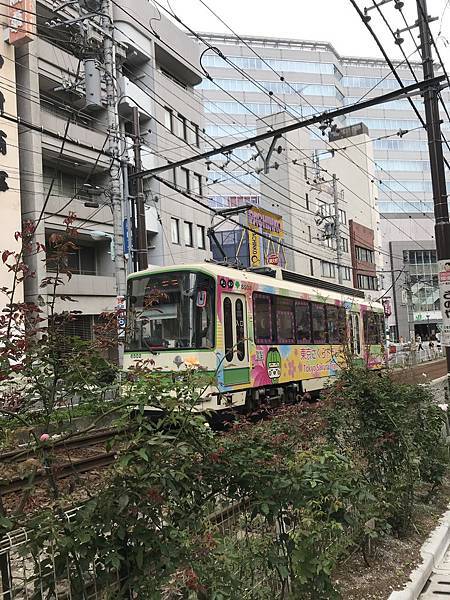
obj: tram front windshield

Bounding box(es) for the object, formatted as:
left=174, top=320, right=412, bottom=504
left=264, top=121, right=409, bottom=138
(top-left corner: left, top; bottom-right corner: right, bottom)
left=126, top=271, right=215, bottom=351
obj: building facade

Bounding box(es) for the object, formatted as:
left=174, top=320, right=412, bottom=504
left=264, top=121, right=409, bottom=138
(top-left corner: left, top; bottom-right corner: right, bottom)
left=8, top=0, right=209, bottom=342
left=196, top=32, right=449, bottom=320
left=0, top=7, right=24, bottom=309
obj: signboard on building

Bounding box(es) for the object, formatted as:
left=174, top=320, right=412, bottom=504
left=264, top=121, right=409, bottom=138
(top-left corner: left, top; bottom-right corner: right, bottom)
left=247, top=207, right=284, bottom=268
left=8, top=0, right=36, bottom=47
left=438, top=259, right=450, bottom=347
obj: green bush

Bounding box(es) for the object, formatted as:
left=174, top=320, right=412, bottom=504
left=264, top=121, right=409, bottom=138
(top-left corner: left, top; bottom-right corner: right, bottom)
left=323, top=366, right=448, bottom=533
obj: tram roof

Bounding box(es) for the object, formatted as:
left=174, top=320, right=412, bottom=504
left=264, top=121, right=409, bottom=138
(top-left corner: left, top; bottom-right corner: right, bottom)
left=128, top=263, right=382, bottom=310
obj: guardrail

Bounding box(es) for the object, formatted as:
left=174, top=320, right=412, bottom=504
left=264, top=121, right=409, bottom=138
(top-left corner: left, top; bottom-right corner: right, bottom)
left=388, top=346, right=444, bottom=368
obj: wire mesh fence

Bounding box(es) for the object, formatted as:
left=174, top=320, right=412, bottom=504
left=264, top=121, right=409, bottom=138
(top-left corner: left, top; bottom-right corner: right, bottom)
left=0, top=501, right=289, bottom=599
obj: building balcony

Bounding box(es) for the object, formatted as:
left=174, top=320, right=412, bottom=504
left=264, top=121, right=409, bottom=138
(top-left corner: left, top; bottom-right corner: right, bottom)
left=41, top=107, right=110, bottom=170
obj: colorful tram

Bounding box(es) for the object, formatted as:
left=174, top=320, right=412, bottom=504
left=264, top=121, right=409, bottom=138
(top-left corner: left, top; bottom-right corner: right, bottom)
left=125, top=264, right=385, bottom=411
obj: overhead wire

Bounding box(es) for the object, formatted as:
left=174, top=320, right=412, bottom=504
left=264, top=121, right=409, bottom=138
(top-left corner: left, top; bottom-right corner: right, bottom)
left=2, top=1, right=431, bottom=277
left=109, top=4, right=437, bottom=262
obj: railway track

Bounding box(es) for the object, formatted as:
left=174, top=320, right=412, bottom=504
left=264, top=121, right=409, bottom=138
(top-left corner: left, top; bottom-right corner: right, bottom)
left=0, top=427, right=127, bottom=463
left=0, top=451, right=116, bottom=496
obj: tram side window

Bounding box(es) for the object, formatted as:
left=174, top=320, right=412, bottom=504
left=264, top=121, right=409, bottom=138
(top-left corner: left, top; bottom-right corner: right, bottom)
left=235, top=298, right=246, bottom=361
left=253, top=293, right=274, bottom=344
left=295, top=300, right=312, bottom=344
left=363, top=311, right=383, bottom=344
left=275, top=296, right=295, bottom=343
left=327, top=305, right=347, bottom=344
left=223, top=297, right=234, bottom=361
left=311, top=302, right=328, bottom=344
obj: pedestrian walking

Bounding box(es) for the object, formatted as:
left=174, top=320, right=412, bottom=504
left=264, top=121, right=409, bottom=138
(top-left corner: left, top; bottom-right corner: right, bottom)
left=416, top=334, right=424, bottom=352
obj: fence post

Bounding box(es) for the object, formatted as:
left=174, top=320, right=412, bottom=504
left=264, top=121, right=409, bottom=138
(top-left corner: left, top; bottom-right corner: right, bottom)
left=0, top=498, right=12, bottom=600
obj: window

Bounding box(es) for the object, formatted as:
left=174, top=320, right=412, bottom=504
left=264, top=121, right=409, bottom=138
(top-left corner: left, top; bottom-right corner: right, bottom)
left=321, top=260, right=335, bottom=278
left=310, top=259, right=314, bottom=276
left=184, top=221, right=193, bottom=247
left=356, top=246, right=375, bottom=263
left=341, top=237, right=349, bottom=253
left=223, top=297, right=233, bottom=361
left=305, top=192, right=310, bottom=211
left=375, top=160, right=430, bottom=172
left=205, top=124, right=256, bottom=138
left=190, top=122, right=200, bottom=147
left=347, top=117, right=421, bottom=131
left=197, top=225, right=206, bottom=249
left=177, top=114, right=187, bottom=141
left=357, top=275, right=378, bottom=290
left=164, top=107, right=173, bottom=132
left=192, top=173, right=202, bottom=196
left=275, top=297, right=295, bottom=344
left=235, top=298, right=245, bottom=361
left=339, top=209, right=347, bottom=225
left=171, top=218, right=180, bottom=244
left=342, top=266, right=351, bottom=281
left=327, top=305, right=346, bottom=344
left=343, top=75, right=416, bottom=89
left=126, top=271, right=215, bottom=351
left=180, top=168, right=190, bottom=191
left=311, top=302, right=327, bottom=343
left=253, top=293, right=273, bottom=344
left=308, top=226, right=312, bottom=243
left=363, top=312, right=384, bottom=345
left=46, top=237, right=97, bottom=275
left=201, top=54, right=337, bottom=76
left=295, top=300, right=312, bottom=344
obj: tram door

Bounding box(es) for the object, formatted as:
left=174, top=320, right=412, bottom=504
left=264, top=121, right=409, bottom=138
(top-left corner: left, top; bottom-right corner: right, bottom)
left=350, top=313, right=362, bottom=356
left=221, top=294, right=250, bottom=385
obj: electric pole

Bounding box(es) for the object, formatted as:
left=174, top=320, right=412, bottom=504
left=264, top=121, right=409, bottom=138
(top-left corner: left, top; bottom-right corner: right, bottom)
left=132, top=106, right=148, bottom=271
left=416, top=0, right=450, bottom=377
left=332, top=174, right=343, bottom=285
left=101, top=0, right=127, bottom=362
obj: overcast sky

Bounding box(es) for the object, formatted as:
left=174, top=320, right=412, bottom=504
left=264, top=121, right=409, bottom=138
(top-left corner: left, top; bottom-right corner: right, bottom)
left=167, top=0, right=450, bottom=67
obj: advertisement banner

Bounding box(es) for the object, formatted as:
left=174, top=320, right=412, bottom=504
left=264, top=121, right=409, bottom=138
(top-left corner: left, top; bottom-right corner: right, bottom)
left=248, top=226, right=261, bottom=268
left=247, top=207, right=284, bottom=268
left=438, top=259, right=450, bottom=346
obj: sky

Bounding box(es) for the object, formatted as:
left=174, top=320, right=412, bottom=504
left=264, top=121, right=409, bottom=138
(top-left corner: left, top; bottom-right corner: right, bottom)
left=166, top=0, right=450, bottom=68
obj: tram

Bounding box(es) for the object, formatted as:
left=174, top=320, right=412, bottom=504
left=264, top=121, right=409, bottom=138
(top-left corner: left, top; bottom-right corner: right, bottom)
left=124, top=263, right=385, bottom=411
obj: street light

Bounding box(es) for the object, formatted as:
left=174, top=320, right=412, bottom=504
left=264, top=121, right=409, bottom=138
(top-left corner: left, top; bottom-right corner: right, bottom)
left=89, top=230, right=115, bottom=261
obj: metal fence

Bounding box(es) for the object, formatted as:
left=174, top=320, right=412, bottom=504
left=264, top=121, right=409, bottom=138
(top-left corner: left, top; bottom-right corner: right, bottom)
left=387, top=345, right=444, bottom=368
left=0, top=502, right=287, bottom=600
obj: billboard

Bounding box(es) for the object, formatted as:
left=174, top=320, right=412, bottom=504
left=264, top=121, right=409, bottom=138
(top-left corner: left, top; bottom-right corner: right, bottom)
left=247, top=207, right=284, bottom=268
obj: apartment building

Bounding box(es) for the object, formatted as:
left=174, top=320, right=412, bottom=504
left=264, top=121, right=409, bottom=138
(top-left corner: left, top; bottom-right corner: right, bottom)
left=0, top=10, right=23, bottom=308
left=9, top=0, right=209, bottom=341
left=196, top=32, right=450, bottom=322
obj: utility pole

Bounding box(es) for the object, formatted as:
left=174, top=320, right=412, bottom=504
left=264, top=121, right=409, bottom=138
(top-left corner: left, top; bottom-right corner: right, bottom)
left=132, top=106, right=148, bottom=271
left=416, top=0, right=450, bottom=378
left=332, top=174, right=343, bottom=285
left=101, top=0, right=127, bottom=362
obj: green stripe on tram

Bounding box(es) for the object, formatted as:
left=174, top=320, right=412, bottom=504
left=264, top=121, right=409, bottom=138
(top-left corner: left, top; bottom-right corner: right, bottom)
left=223, top=368, right=251, bottom=386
